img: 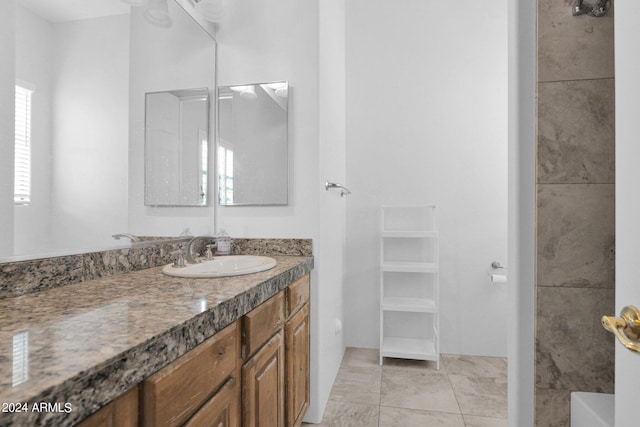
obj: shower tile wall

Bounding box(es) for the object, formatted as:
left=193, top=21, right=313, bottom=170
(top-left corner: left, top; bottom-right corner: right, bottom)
left=536, top=1, right=615, bottom=426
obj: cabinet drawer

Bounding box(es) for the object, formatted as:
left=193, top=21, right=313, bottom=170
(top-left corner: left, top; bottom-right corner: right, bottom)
left=142, top=321, right=239, bottom=427
left=77, top=386, right=138, bottom=427
left=183, top=377, right=240, bottom=427
left=286, top=274, right=310, bottom=318
left=243, top=292, right=284, bottom=359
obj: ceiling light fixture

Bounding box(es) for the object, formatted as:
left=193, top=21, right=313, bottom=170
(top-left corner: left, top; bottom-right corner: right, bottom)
left=144, top=0, right=173, bottom=28
left=195, top=0, right=225, bottom=22
left=240, top=86, right=257, bottom=100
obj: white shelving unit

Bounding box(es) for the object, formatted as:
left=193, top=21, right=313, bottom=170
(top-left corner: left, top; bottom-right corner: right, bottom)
left=379, top=205, right=439, bottom=369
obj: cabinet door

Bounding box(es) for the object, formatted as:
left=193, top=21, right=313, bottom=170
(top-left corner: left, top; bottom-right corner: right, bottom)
left=76, top=386, right=138, bottom=427
left=242, top=330, right=285, bottom=427
left=183, top=377, right=240, bottom=427
left=142, top=321, right=239, bottom=427
left=285, top=304, right=310, bottom=427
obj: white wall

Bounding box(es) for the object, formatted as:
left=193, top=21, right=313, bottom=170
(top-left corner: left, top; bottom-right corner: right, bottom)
left=215, top=0, right=346, bottom=422
left=0, top=0, right=15, bottom=257
left=317, top=0, right=347, bottom=423
left=345, top=0, right=508, bottom=356
left=14, top=5, right=53, bottom=254
left=215, top=0, right=320, bottom=239
left=128, top=3, right=216, bottom=237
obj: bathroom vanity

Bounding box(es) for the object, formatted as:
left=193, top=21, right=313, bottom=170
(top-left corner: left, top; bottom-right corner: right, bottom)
left=0, top=255, right=312, bottom=427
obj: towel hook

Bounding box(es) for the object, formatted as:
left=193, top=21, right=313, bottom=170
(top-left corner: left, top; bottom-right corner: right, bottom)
left=324, top=181, right=351, bottom=197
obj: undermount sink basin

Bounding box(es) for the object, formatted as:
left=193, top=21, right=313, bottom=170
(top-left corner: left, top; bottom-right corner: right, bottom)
left=162, top=255, right=277, bottom=278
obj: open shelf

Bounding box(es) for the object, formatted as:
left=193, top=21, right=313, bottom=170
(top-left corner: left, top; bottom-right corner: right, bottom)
left=382, top=297, right=437, bottom=313
left=380, top=337, right=438, bottom=361
left=382, top=261, right=438, bottom=273
left=380, top=205, right=439, bottom=368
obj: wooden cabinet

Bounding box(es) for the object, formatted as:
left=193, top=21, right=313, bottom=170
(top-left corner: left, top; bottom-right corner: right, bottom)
left=76, top=386, right=138, bottom=427
left=141, top=321, right=240, bottom=427
left=285, top=304, right=310, bottom=427
left=241, top=273, right=311, bottom=427
left=182, top=377, right=240, bottom=427
left=286, top=274, right=310, bottom=317
left=77, top=273, right=310, bottom=427
left=285, top=274, right=310, bottom=427
left=242, top=330, right=286, bottom=427
left=242, top=292, right=284, bottom=359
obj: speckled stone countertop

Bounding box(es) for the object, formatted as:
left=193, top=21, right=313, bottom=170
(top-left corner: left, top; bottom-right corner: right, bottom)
left=0, top=255, right=313, bottom=427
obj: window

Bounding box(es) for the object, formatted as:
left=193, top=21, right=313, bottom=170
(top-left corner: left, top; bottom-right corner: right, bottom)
left=218, top=145, right=234, bottom=204
left=14, top=84, right=33, bottom=205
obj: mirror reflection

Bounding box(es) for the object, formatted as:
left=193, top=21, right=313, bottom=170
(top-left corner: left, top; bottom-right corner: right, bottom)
left=218, top=81, right=289, bottom=206
left=5, top=0, right=216, bottom=261
left=145, top=88, right=209, bottom=207
left=12, top=0, right=131, bottom=258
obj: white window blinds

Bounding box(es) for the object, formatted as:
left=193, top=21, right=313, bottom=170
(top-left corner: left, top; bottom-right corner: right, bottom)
left=14, top=84, right=33, bottom=205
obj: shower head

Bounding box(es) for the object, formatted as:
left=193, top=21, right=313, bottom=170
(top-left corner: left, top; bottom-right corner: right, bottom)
left=572, top=0, right=610, bottom=17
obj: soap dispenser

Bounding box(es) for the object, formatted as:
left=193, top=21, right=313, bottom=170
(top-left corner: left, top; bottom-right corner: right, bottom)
left=216, top=229, right=231, bottom=255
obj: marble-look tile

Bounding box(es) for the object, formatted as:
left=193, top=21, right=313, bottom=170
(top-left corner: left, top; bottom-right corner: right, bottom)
left=536, top=286, right=614, bottom=391
left=538, top=79, right=615, bottom=184
left=341, top=347, right=380, bottom=368
left=448, top=375, right=507, bottom=418
left=537, top=184, right=614, bottom=288
left=463, top=415, right=508, bottom=427
left=535, top=388, right=571, bottom=427
left=537, top=0, right=614, bottom=82
left=381, top=367, right=460, bottom=413
left=379, top=406, right=465, bottom=427
left=304, top=401, right=379, bottom=427
left=442, top=354, right=507, bottom=380
left=329, top=366, right=382, bottom=406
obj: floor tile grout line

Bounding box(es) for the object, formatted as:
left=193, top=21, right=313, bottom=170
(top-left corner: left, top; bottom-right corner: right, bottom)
left=447, top=370, right=465, bottom=418
left=378, top=403, right=464, bottom=416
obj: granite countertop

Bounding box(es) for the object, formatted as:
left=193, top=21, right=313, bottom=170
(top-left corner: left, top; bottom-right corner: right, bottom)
left=0, top=255, right=313, bottom=427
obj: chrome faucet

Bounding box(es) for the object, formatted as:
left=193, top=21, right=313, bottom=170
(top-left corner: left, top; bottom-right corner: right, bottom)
left=185, top=236, right=217, bottom=263
left=112, top=233, right=139, bottom=242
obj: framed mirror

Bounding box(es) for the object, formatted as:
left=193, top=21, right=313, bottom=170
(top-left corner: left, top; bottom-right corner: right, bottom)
left=217, top=81, right=289, bottom=206
left=145, top=88, right=209, bottom=207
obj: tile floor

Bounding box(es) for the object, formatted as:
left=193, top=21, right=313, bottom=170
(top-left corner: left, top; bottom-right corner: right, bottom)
left=303, top=348, right=507, bottom=427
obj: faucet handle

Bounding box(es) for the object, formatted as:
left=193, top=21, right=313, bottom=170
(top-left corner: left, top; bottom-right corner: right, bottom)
left=204, top=244, right=216, bottom=260
left=171, top=249, right=187, bottom=268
